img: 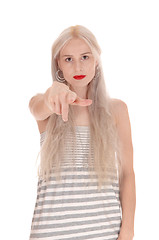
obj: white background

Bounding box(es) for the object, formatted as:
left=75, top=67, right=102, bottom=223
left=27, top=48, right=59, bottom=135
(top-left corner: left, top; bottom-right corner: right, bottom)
left=0, top=0, right=159, bottom=239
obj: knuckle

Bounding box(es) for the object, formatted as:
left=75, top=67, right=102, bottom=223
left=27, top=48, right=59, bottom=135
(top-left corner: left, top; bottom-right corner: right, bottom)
left=70, top=91, right=76, bottom=98
left=48, top=96, right=54, bottom=103
left=59, top=91, right=67, bottom=97
left=54, top=95, right=59, bottom=102
left=60, top=95, right=67, bottom=103
left=67, top=92, right=74, bottom=101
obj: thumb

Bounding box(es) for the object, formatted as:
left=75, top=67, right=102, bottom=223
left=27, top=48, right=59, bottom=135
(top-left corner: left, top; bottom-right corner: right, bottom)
left=71, top=96, right=92, bottom=106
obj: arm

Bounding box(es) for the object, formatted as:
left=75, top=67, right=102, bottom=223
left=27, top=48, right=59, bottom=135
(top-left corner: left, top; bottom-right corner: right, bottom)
left=114, top=100, right=136, bottom=239
left=29, top=92, right=53, bottom=121
left=29, top=81, right=92, bottom=122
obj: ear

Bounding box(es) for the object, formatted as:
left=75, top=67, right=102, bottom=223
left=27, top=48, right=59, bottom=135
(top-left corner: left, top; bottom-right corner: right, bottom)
left=57, top=59, right=61, bottom=70
left=95, top=60, right=99, bottom=67
left=95, top=57, right=99, bottom=67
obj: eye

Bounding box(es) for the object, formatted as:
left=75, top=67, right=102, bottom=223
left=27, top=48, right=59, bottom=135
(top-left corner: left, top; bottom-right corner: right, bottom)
left=81, top=55, right=89, bottom=60
left=65, top=57, right=72, bottom=62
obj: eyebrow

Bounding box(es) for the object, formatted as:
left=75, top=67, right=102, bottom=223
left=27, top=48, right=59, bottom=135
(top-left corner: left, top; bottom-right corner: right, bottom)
left=62, top=52, right=92, bottom=57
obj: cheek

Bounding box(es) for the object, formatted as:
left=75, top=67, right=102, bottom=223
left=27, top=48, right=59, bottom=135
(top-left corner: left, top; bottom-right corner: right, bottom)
left=63, top=64, right=72, bottom=71
left=62, top=65, right=73, bottom=80
left=86, top=61, right=96, bottom=75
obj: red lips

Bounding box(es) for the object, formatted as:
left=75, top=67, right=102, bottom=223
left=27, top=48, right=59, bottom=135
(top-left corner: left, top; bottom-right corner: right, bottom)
left=73, top=75, right=86, bottom=80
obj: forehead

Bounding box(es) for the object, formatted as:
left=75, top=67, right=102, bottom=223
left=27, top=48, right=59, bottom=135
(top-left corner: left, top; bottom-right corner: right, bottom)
left=60, top=38, right=92, bottom=56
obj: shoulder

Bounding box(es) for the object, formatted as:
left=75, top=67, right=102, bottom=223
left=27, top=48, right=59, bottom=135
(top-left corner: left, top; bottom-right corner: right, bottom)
left=109, top=98, right=129, bottom=125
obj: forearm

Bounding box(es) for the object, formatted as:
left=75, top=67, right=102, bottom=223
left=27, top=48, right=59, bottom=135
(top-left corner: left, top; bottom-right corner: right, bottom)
left=29, top=93, right=53, bottom=120
left=119, top=171, right=136, bottom=238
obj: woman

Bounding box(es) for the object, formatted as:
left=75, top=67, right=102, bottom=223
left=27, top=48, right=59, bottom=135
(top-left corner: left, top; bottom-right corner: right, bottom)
left=29, top=25, right=136, bottom=240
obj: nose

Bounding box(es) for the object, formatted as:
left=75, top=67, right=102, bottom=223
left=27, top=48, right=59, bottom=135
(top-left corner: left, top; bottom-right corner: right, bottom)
left=74, top=60, right=82, bottom=72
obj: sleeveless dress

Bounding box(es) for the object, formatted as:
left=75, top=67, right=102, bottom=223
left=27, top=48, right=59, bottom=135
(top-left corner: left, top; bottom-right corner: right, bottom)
left=29, top=126, right=122, bottom=240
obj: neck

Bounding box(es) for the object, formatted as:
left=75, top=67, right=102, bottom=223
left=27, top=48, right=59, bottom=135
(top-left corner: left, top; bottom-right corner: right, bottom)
left=70, top=85, right=88, bottom=99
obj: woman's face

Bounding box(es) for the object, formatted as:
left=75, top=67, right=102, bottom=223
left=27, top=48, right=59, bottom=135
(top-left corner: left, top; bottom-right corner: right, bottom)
left=58, top=38, right=98, bottom=89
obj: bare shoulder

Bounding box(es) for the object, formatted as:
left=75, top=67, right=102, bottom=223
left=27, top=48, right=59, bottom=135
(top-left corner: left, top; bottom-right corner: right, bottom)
left=36, top=117, right=50, bottom=134
left=109, top=98, right=129, bottom=124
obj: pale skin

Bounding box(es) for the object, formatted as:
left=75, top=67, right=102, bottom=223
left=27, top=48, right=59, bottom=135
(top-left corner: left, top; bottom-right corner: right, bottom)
left=29, top=38, right=136, bottom=239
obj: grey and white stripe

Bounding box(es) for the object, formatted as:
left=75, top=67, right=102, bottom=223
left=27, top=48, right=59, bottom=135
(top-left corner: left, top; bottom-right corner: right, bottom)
left=30, top=126, right=122, bottom=240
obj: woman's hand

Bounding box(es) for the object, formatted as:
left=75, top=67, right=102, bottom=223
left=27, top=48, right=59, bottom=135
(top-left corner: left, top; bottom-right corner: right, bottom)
left=44, top=81, right=92, bottom=122
left=117, top=236, right=133, bottom=240
left=117, top=229, right=134, bottom=240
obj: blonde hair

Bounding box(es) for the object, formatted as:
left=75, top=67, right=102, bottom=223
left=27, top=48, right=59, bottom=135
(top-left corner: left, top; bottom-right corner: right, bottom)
left=38, top=25, right=122, bottom=190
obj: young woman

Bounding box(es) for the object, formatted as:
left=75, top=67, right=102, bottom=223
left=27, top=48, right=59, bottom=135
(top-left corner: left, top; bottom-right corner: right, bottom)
left=29, top=25, right=136, bottom=240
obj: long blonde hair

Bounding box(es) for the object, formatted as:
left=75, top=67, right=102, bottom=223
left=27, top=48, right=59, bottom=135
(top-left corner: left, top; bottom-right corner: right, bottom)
left=38, top=25, right=122, bottom=190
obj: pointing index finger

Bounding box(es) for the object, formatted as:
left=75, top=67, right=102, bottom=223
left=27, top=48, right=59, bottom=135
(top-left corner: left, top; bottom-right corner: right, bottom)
left=62, top=101, right=69, bottom=121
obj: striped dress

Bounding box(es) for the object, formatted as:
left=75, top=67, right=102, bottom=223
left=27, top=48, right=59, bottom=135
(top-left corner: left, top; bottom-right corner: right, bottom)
left=29, top=126, right=122, bottom=240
